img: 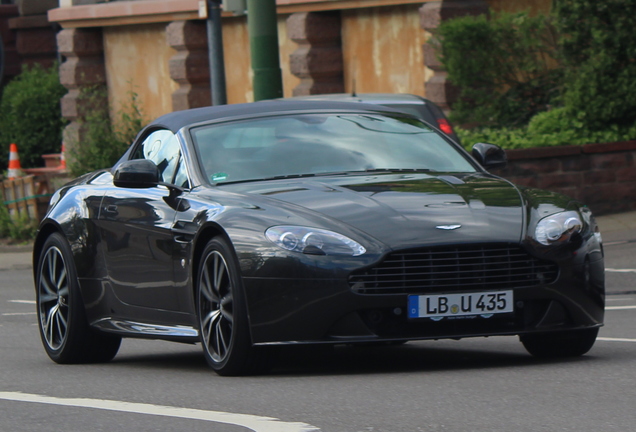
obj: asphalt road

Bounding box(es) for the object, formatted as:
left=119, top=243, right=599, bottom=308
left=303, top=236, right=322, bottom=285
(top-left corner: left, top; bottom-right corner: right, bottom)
left=1, top=236, right=635, bottom=432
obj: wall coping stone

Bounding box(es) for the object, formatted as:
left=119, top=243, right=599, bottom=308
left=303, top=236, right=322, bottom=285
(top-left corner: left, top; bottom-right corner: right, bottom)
left=506, top=145, right=580, bottom=160
left=49, top=0, right=205, bottom=28
left=48, top=0, right=432, bottom=28
left=583, top=140, right=636, bottom=154
left=505, top=140, right=636, bottom=160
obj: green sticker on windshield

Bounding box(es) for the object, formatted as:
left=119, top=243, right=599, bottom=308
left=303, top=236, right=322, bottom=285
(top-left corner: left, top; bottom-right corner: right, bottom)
left=211, top=172, right=228, bottom=182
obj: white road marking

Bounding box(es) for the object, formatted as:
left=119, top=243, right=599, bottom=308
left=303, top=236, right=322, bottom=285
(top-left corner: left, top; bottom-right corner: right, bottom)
left=598, top=337, right=636, bottom=343
left=606, top=297, right=634, bottom=301
left=2, top=312, right=36, bottom=316
left=606, top=268, right=636, bottom=273
left=0, top=392, right=320, bottom=432
left=606, top=305, right=636, bottom=310
left=8, top=300, right=35, bottom=304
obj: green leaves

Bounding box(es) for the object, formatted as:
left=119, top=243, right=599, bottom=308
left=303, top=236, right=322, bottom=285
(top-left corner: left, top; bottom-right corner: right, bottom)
left=0, top=64, right=67, bottom=169
left=441, top=1, right=636, bottom=148
left=457, top=107, right=636, bottom=150
left=436, top=11, right=560, bottom=128
left=554, top=0, right=636, bottom=129
left=69, top=85, right=146, bottom=177
left=0, top=205, right=38, bottom=242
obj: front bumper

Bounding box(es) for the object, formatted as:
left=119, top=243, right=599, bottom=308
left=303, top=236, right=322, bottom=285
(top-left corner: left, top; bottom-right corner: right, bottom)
left=242, top=251, right=605, bottom=345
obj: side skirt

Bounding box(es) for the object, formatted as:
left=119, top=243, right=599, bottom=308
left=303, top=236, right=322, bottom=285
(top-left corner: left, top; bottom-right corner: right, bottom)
left=92, top=318, right=199, bottom=342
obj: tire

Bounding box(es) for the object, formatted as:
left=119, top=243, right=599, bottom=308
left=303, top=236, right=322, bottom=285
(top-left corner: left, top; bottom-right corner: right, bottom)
left=36, top=233, right=121, bottom=364
left=197, top=237, right=270, bottom=375
left=520, top=327, right=599, bottom=358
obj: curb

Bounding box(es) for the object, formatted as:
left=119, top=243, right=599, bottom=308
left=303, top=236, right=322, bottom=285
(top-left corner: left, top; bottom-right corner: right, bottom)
left=0, top=243, right=33, bottom=253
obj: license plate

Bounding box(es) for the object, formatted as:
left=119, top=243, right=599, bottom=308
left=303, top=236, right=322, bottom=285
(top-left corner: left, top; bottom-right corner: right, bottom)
left=408, top=290, right=513, bottom=319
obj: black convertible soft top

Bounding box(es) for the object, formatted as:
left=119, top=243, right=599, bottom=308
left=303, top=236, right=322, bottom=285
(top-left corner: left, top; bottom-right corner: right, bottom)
left=114, top=100, right=416, bottom=171
left=148, top=99, right=404, bottom=134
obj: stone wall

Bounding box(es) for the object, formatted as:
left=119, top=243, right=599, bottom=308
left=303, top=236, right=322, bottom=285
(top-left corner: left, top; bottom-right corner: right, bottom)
left=0, top=0, right=59, bottom=85
left=0, top=5, right=20, bottom=81
left=490, top=141, right=636, bottom=215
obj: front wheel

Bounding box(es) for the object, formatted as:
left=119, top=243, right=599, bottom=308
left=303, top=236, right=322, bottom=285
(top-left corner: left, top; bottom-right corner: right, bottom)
left=197, top=237, right=270, bottom=375
left=520, top=328, right=599, bottom=358
left=36, top=233, right=121, bottom=364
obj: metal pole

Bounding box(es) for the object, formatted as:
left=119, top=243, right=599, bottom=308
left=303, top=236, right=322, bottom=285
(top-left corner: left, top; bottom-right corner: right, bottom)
left=207, top=0, right=227, bottom=105
left=247, top=0, right=283, bottom=101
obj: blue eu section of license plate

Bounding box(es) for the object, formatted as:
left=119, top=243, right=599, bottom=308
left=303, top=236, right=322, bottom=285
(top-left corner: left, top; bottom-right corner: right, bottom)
left=408, top=290, right=514, bottom=319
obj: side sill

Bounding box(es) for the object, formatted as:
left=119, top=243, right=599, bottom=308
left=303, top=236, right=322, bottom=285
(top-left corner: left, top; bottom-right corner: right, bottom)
left=92, top=318, right=199, bottom=341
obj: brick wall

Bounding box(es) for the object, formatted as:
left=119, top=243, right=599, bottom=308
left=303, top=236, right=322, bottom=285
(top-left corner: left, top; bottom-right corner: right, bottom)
left=490, top=141, right=636, bottom=215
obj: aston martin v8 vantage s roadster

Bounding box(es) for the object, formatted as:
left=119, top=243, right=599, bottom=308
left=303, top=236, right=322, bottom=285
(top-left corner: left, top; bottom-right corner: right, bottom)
left=33, top=100, right=605, bottom=375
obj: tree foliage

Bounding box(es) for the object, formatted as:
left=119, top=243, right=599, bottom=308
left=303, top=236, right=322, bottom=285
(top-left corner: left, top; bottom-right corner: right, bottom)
left=457, top=107, right=636, bottom=151
left=436, top=11, right=561, bottom=128
left=69, top=85, right=145, bottom=177
left=438, top=1, right=636, bottom=149
left=555, top=0, right=636, bottom=129
left=0, top=64, right=67, bottom=169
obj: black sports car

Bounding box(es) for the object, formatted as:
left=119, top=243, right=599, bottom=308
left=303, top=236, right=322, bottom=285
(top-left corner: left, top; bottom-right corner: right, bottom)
left=33, top=100, right=605, bottom=375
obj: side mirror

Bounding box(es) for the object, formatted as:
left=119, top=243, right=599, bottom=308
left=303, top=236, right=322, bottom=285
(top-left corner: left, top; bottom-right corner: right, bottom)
left=113, top=159, right=160, bottom=188
left=472, top=142, right=507, bottom=170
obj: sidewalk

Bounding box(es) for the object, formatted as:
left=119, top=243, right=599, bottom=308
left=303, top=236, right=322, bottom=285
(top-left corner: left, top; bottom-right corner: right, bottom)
left=1, top=211, right=635, bottom=271
left=595, top=210, right=636, bottom=243
left=0, top=243, right=32, bottom=270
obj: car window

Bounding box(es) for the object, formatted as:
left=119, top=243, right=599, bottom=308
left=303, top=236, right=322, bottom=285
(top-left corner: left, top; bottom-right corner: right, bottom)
left=191, top=114, right=476, bottom=184
left=133, top=129, right=182, bottom=184
left=173, top=154, right=190, bottom=189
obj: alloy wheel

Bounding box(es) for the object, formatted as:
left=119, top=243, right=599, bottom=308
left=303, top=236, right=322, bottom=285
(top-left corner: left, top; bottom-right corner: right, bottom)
left=199, top=250, right=235, bottom=363
left=38, top=246, right=70, bottom=351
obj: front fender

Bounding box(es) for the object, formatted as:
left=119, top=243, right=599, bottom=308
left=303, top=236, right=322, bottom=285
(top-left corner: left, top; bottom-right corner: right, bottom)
left=34, top=187, right=106, bottom=280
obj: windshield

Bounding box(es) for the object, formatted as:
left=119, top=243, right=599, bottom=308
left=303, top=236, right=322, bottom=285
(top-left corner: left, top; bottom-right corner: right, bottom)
left=191, top=113, right=476, bottom=184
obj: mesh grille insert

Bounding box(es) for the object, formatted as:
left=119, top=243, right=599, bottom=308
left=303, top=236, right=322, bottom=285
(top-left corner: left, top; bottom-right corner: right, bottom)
left=349, top=244, right=558, bottom=294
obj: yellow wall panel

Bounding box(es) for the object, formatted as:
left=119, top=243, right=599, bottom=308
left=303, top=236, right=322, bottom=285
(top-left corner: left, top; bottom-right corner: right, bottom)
left=342, top=5, right=428, bottom=96
left=103, top=23, right=178, bottom=123
left=278, top=14, right=301, bottom=98
left=222, top=17, right=253, bottom=105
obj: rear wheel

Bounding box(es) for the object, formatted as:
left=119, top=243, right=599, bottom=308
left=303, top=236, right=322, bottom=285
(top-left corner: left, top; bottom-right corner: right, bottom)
left=520, top=328, right=599, bottom=358
left=197, top=237, right=270, bottom=375
left=36, top=233, right=121, bottom=364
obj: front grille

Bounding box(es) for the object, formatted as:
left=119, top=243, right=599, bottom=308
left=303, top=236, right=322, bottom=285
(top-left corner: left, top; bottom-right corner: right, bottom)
left=349, top=244, right=558, bottom=294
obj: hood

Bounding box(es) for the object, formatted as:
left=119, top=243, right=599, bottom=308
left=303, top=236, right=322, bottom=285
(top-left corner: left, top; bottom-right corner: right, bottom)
left=230, top=173, right=525, bottom=249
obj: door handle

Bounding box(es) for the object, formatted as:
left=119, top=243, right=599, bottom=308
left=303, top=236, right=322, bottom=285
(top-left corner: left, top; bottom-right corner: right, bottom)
left=103, top=205, right=118, bottom=215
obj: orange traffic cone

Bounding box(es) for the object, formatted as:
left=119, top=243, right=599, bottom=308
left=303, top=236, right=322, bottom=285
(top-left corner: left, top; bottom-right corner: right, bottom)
left=58, top=142, right=66, bottom=170
left=7, top=143, right=23, bottom=180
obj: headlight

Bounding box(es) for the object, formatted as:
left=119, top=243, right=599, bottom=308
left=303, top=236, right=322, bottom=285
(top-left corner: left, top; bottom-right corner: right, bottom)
left=535, top=211, right=583, bottom=245
left=266, top=226, right=366, bottom=256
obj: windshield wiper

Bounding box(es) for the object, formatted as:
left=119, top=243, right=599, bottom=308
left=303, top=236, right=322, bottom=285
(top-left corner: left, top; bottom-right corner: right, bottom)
left=352, top=168, right=435, bottom=174
left=215, top=169, right=435, bottom=185
left=215, top=173, right=317, bottom=185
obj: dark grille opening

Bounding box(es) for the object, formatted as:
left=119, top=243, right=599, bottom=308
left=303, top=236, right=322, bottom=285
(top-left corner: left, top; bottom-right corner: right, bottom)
left=349, top=244, right=559, bottom=294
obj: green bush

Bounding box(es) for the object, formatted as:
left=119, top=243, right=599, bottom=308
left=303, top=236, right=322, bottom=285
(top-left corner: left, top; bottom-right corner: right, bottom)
left=439, top=2, right=636, bottom=149
left=555, top=0, right=636, bottom=129
left=0, top=204, right=38, bottom=242
left=436, top=11, right=561, bottom=128
left=458, top=107, right=636, bottom=151
left=69, top=85, right=145, bottom=177
left=0, top=64, right=67, bottom=169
